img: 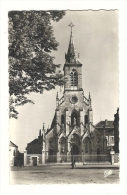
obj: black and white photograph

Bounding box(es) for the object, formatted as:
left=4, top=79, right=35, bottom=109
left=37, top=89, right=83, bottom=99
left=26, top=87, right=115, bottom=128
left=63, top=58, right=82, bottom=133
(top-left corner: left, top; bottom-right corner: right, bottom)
left=9, top=10, right=119, bottom=184
left=0, top=1, right=127, bottom=194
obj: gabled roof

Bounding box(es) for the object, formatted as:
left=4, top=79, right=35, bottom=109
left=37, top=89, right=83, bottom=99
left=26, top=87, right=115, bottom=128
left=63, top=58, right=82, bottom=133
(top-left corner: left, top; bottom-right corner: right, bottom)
left=10, top=141, right=18, bottom=148
left=51, top=113, right=56, bottom=129
left=45, top=113, right=56, bottom=135
left=95, top=121, right=114, bottom=128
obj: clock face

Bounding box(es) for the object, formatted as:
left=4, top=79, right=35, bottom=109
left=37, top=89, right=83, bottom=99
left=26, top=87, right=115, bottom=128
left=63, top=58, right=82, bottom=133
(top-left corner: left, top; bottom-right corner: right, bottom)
left=70, top=95, right=78, bottom=104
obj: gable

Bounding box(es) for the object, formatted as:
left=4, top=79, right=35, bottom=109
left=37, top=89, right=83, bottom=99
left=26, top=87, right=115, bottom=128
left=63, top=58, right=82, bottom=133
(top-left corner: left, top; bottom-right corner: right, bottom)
left=10, top=141, right=18, bottom=148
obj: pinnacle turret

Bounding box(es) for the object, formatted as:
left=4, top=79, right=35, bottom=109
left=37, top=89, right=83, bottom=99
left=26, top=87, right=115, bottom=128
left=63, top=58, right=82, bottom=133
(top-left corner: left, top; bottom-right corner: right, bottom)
left=89, top=92, right=92, bottom=111
left=42, top=123, right=45, bottom=130
left=39, top=129, right=41, bottom=136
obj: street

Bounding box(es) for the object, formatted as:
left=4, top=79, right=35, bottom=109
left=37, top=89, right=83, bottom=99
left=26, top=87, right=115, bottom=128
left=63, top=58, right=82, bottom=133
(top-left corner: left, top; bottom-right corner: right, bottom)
left=10, top=164, right=119, bottom=184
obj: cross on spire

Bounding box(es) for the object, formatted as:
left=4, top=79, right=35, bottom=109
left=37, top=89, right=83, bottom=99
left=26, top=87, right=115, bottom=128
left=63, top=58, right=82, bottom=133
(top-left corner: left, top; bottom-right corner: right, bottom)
left=68, top=22, right=75, bottom=34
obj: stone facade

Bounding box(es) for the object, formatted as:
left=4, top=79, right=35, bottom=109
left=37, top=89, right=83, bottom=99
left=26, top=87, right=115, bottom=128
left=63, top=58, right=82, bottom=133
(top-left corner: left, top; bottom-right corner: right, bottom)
left=43, top=27, right=107, bottom=163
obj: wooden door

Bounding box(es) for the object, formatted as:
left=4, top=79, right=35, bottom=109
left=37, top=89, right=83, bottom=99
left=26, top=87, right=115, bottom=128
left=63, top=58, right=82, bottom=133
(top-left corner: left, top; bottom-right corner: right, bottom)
left=32, top=157, right=37, bottom=166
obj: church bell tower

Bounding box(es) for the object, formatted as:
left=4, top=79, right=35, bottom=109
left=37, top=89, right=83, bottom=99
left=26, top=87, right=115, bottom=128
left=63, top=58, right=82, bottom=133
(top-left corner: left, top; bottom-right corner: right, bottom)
left=54, top=23, right=93, bottom=162
left=64, top=22, right=83, bottom=92
left=55, top=22, right=93, bottom=135
left=43, top=23, right=109, bottom=164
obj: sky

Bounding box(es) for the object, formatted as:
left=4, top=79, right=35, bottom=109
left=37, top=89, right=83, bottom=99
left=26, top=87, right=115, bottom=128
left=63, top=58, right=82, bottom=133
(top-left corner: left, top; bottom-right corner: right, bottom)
left=9, top=10, right=119, bottom=152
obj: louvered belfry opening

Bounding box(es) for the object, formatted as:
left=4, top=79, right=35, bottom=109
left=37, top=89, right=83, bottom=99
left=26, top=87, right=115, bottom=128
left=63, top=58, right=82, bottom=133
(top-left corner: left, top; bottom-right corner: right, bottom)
left=70, top=69, right=78, bottom=87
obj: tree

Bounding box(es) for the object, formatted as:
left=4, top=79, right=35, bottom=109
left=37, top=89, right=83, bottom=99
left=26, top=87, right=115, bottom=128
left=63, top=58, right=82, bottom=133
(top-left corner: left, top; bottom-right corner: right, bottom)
left=9, top=11, right=65, bottom=119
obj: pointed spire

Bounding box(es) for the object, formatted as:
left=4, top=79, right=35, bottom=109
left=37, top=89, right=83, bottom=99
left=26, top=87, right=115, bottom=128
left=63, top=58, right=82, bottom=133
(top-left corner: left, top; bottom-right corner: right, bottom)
left=65, top=22, right=80, bottom=64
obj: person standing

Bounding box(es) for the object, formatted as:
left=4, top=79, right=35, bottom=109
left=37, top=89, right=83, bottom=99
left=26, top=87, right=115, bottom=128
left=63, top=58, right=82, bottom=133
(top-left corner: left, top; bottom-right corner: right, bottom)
left=74, top=159, right=76, bottom=168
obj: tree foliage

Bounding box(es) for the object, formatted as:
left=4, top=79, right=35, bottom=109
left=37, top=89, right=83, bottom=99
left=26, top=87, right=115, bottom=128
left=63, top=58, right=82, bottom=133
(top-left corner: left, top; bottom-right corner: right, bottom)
left=9, top=11, right=65, bottom=119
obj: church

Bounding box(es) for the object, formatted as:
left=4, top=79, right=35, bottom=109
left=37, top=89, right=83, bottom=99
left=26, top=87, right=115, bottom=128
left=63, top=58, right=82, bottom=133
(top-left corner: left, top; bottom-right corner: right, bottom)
left=24, top=23, right=116, bottom=166
left=42, top=23, right=108, bottom=163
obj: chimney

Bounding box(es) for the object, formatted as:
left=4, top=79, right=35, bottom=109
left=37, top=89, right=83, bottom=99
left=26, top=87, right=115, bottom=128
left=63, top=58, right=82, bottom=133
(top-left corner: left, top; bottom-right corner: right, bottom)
left=105, top=119, right=108, bottom=126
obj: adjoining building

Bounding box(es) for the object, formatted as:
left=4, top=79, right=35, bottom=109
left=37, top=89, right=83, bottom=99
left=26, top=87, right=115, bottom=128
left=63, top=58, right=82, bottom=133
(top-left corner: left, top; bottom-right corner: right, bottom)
left=9, top=141, right=18, bottom=166
left=95, top=120, right=114, bottom=153
left=24, top=130, right=43, bottom=166
left=26, top=129, right=43, bottom=154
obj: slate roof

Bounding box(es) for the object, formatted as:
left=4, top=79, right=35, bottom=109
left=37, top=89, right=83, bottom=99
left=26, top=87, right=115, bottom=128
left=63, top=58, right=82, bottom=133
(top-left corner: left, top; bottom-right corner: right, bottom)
left=51, top=113, right=56, bottom=129
left=45, top=113, right=56, bottom=135
left=27, top=138, right=42, bottom=145
left=95, top=121, right=114, bottom=128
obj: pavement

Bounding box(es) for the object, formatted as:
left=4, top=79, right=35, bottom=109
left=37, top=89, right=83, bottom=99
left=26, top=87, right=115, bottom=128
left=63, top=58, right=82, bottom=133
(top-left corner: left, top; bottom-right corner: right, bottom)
left=10, top=163, right=119, bottom=184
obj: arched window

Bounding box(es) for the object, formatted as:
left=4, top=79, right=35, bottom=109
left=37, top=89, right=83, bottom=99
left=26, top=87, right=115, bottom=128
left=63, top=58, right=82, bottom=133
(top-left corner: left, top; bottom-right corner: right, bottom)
left=60, top=137, right=66, bottom=154
left=85, top=115, right=88, bottom=125
left=61, top=114, right=65, bottom=124
left=84, top=137, right=91, bottom=154
left=71, top=110, right=79, bottom=126
left=70, top=69, right=78, bottom=86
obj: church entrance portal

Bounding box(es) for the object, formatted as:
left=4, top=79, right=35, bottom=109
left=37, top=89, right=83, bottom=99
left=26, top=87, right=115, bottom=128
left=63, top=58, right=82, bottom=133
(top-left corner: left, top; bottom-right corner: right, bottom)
left=71, top=144, right=80, bottom=162
left=71, top=144, right=79, bottom=155
left=48, top=149, right=56, bottom=162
